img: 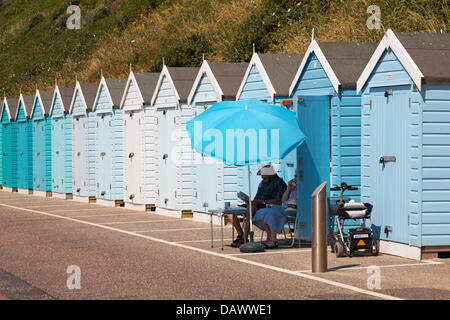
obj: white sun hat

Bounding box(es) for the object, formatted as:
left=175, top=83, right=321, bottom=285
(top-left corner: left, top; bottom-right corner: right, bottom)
left=257, top=163, right=276, bottom=176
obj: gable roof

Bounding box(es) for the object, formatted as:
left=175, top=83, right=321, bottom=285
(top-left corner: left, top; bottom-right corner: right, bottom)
left=104, top=78, right=127, bottom=108
left=1, top=97, right=19, bottom=121
left=50, top=86, right=74, bottom=116
left=69, top=81, right=99, bottom=113
left=151, top=66, right=199, bottom=105
left=59, top=87, right=75, bottom=113
left=119, top=72, right=160, bottom=108
left=133, top=72, right=160, bottom=105
left=394, top=31, right=450, bottom=85
left=357, top=29, right=450, bottom=93
left=289, top=41, right=377, bottom=95
left=32, top=90, right=54, bottom=117
left=237, top=53, right=304, bottom=100
left=79, top=83, right=99, bottom=111
left=188, top=61, right=248, bottom=104
left=16, top=94, right=35, bottom=119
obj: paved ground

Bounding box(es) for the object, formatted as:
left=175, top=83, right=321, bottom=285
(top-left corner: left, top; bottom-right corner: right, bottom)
left=0, top=190, right=449, bottom=300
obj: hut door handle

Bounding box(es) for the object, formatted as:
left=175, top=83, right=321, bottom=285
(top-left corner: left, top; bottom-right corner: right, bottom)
left=379, top=156, right=396, bottom=165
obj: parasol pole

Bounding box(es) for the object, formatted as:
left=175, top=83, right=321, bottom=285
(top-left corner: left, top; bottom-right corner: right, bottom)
left=239, top=165, right=264, bottom=252
left=247, top=165, right=253, bottom=239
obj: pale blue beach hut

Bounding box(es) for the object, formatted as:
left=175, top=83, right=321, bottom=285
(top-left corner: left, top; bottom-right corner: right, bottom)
left=91, top=77, right=127, bottom=206
left=151, top=66, right=199, bottom=212
left=356, top=30, right=450, bottom=259
left=120, top=71, right=160, bottom=211
left=289, top=40, right=376, bottom=238
left=235, top=53, right=303, bottom=199
left=30, top=90, right=53, bottom=196
left=15, top=94, right=35, bottom=193
left=1, top=97, right=19, bottom=191
left=50, top=85, right=74, bottom=199
left=69, top=81, right=98, bottom=202
left=187, top=60, right=248, bottom=213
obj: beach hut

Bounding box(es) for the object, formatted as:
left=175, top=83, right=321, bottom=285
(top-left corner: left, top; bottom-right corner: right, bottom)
left=91, top=77, right=127, bottom=206
left=69, top=81, right=98, bottom=202
left=1, top=97, right=19, bottom=191
left=15, top=94, right=35, bottom=194
left=356, top=30, right=450, bottom=259
left=187, top=60, right=248, bottom=213
left=30, top=90, right=53, bottom=196
left=50, top=85, right=74, bottom=199
left=119, top=71, right=160, bottom=211
left=289, top=40, right=377, bottom=238
left=236, top=53, right=303, bottom=199
left=151, top=66, right=199, bottom=212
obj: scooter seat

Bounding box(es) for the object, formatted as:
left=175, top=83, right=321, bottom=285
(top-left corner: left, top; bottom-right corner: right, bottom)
left=344, top=210, right=368, bottom=219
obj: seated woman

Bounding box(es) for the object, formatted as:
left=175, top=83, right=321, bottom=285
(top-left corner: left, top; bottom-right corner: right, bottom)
left=253, top=172, right=297, bottom=249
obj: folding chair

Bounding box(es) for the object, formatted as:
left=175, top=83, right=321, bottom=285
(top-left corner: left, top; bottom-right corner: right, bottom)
left=258, top=208, right=300, bottom=247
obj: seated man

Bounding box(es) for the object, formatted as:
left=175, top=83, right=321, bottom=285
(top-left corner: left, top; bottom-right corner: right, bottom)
left=253, top=171, right=297, bottom=249
left=230, top=163, right=287, bottom=248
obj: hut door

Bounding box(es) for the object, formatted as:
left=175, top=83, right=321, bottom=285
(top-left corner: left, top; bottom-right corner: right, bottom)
left=97, top=113, right=113, bottom=199
left=124, top=110, right=142, bottom=204
left=157, top=107, right=177, bottom=208
left=372, top=86, right=410, bottom=244
left=73, top=116, right=88, bottom=196
left=34, top=120, right=46, bottom=191
left=195, top=101, right=219, bottom=212
left=296, top=96, right=331, bottom=239
left=52, top=118, right=63, bottom=192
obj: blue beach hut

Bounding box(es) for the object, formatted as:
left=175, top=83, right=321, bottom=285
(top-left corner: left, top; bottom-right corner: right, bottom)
left=356, top=30, right=450, bottom=260
left=235, top=53, right=303, bottom=198
left=31, top=90, right=53, bottom=197
left=1, top=97, right=19, bottom=191
left=187, top=60, right=248, bottom=214
left=91, top=76, right=127, bottom=206
left=120, top=71, right=160, bottom=211
left=69, top=81, right=98, bottom=202
left=289, top=40, right=377, bottom=239
left=15, top=94, right=35, bottom=194
left=151, top=66, right=199, bottom=212
left=50, top=85, right=74, bottom=199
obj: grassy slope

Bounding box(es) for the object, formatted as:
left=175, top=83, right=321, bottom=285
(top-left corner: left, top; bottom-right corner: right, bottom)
left=0, top=0, right=448, bottom=96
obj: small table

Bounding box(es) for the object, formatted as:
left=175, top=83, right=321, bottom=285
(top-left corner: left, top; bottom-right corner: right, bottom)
left=208, top=207, right=247, bottom=250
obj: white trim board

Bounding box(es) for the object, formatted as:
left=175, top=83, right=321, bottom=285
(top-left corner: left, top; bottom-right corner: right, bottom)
left=289, top=40, right=341, bottom=96
left=68, top=81, right=89, bottom=115
left=236, top=53, right=276, bottom=102
left=356, top=29, right=424, bottom=94
left=379, top=240, right=421, bottom=261
left=120, top=71, right=145, bottom=110
left=1, top=97, right=12, bottom=121
left=187, top=60, right=224, bottom=105
left=49, top=86, right=61, bottom=117
left=92, top=76, right=114, bottom=113
left=16, top=93, right=29, bottom=119
left=30, top=89, right=46, bottom=118
left=151, top=65, right=181, bottom=107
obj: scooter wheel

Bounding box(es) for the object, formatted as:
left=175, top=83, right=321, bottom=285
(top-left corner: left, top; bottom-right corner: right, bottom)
left=371, top=239, right=380, bottom=256
left=335, top=242, right=345, bottom=258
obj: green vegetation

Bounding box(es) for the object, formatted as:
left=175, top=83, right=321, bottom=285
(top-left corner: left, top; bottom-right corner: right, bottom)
left=0, top=0, right=448, bottom=96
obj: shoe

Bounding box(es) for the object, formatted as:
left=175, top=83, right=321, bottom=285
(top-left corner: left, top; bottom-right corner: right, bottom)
left=230, top=235, right=247, bottom=248
left=263, top=240, right=278, bottom=249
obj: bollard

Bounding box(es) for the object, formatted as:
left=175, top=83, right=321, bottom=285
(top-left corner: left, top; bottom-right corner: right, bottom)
left=311, top=181, right=327, bottom=273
